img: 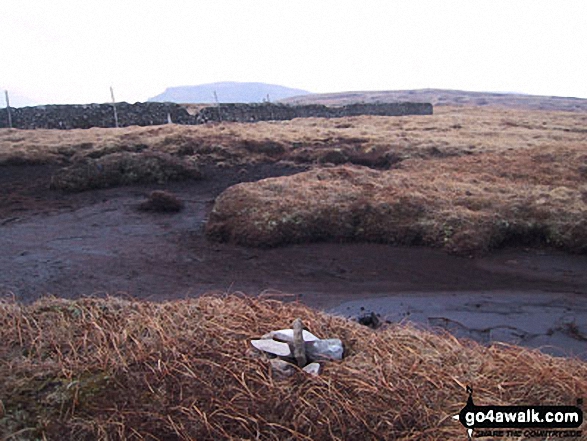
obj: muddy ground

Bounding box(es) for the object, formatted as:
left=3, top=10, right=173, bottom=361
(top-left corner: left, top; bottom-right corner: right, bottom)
left=1, top=164, right=586, bottom=359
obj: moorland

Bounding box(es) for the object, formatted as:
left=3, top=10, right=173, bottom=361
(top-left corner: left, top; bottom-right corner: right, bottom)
left=1, top=94, right=586, bottom=440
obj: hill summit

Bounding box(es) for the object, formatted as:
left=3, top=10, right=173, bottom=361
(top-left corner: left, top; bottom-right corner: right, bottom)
left=280, top=88, right=587, bottom=112
left=148, top=82, right=310, bottom=104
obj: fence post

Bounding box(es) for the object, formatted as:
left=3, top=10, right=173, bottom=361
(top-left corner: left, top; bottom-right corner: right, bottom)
left=110, top=86, right=119, bottom=128
left=213, top=90, right=222, bottom=122
left=4, top=90, right=13, bottom=128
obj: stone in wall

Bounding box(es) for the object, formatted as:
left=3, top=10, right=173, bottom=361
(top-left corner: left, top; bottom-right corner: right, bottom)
left=194, top=103, right=299, bottom=123
left=0, top=101, right=432, bottom=130
left=0, top=102, right=193, bottom=129
left=195, top=102, right=432, bottom=123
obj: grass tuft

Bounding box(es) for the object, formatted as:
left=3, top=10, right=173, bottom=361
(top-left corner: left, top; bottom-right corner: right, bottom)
left=138, top=190, right=185, bottom=213
left=207, top=145, right=587, bottom=255
left=49, top=152, right=201, bottom=192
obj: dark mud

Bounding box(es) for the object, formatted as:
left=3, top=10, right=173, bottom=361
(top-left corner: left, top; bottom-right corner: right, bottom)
left=1, top=164, right=586, bottom=358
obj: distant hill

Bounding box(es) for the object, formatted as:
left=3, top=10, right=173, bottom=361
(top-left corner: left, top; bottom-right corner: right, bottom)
left=148, top=82, right=311, bottom=104
left=280, top=88, right=587, bottom=112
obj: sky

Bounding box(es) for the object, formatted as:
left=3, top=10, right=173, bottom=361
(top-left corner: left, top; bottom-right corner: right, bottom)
left=1, top=0, right=586, bottom=106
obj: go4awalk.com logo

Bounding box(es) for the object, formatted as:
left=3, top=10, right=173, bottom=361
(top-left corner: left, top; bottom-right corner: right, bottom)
left=453, top=386, right=583, bottom=440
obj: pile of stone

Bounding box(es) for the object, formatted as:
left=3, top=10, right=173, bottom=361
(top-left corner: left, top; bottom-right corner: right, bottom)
left=250, top=318, right=343, bottom=377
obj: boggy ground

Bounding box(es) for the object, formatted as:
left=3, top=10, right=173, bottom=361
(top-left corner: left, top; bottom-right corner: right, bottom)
left=1, top=106, right=587, bottom=360
left=1, top=161, right=586, bottom=359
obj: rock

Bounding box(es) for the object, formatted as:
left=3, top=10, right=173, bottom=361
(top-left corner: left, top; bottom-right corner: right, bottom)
left=262, top=329, right=320, bottom=342
left=306, top=339, right=344, bottom=361
left=138, top=190, right=184, bottom=212
left=270, top=360, right=321, bottom=377
left=358, top=311, right=381, bottom=329
left=292, top=318, right=307, bottom=367
left=252, top=322, right=344, bottom=371
left=251, top=339, right=292, bottom=357
left=302, top=362, right=321, bottom=376
left=269, top=359, right=295, bottom=377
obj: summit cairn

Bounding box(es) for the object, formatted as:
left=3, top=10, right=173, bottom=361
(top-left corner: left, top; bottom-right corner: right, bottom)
left=250, top=318, right=343, bottom=377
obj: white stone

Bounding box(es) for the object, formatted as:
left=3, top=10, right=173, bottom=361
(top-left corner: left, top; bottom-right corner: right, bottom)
left=302, top=362, right=321, bottom=376
left=262, top=328, right=320, bottom=342
left=251, top=339, right=292, bottom=357
left=306, top=339, right=344, bottom=361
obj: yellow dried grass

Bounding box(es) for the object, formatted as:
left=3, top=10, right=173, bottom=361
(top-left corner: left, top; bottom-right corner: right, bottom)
left=206, top=143, right=587, bottom=254
left=1, top=294, right=585, bottom=440
left=1, top=106, right=586, bottom=167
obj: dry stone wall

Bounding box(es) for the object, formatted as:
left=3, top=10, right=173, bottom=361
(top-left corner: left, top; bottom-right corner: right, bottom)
left=0, top=102, right=192, bottom=129
left=0, top=102, right=432, bottom=130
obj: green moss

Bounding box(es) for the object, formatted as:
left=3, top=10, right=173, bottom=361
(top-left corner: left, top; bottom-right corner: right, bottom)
left=1, top=372, right=112, bottom=439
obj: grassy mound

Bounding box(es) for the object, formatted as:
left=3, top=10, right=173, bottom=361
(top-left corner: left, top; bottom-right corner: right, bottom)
left=138, top=190, right=185, bottom=212
left=49, top=152, right=201, bottom=192
left=206, top=146, right=587, bottom=255
left=1, top=294, right=584, bottom=440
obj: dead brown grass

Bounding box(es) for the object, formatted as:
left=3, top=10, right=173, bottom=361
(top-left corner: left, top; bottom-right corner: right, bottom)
left=2, top=106, right=586, bottom=252
left=1, top=294, right=585, bottom=440
left=206, top=140, right=587, bottom=254
left=1, top=106, right=586, bottom=168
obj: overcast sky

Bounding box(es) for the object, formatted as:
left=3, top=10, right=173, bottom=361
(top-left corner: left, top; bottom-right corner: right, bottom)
left=1, top=0, right=586, bottom=105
